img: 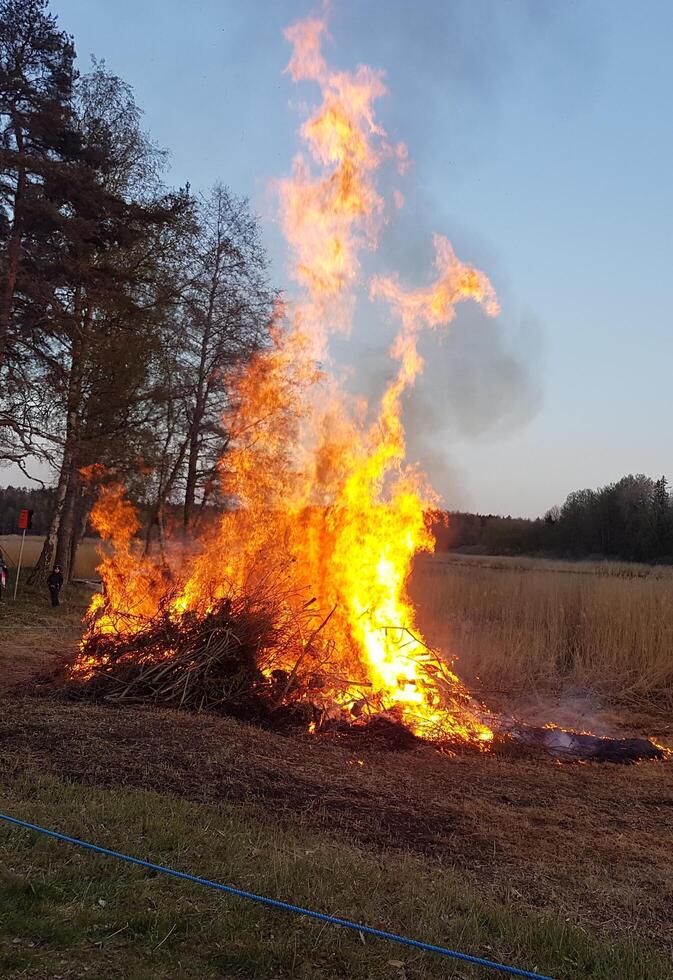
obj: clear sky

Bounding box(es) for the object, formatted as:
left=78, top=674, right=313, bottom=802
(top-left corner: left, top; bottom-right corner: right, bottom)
left=38, top=0, right=673, bottom=517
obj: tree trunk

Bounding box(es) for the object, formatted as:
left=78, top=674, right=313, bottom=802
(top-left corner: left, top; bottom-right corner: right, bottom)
left=145, top=434, right=189, bottom=557
left=0, top=120, right=27, bottom=367
left=55, top=297, right=92, bottom=579
left=68, top=489, right=94, bottom=580
left=27, top=456, right=71, bottom=584
left=183, top=418, right=202, bottom=532
left=29, top=295, right=90, bottom=582
left=183, top=250, right=221, bottom=531
left=55, top=462, right=79, bottom=582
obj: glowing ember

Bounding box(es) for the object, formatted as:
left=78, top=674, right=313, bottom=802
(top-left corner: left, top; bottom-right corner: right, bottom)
left=71, top=11, right=498, bottom=745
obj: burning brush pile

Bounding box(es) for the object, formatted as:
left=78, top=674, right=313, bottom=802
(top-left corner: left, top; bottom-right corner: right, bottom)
left=71, top=474, right=494, bottom=743
left=74, top=554, right=490, bottom=741
left=75, top=581, right=286, bottom=722
left=67, top=14, right=666, bottom=766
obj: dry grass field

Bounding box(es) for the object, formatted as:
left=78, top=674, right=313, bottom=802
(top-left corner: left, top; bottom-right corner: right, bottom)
left=410, top=553, right=673, bottom=710
left=0, top=535, right=101, bottom=579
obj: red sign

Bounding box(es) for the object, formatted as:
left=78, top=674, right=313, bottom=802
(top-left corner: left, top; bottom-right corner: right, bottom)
left=18, top=509, right=32, bottom=530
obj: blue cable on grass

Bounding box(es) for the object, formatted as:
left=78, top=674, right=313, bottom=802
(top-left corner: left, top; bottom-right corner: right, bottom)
left=0, top=812, right=556, bottom=980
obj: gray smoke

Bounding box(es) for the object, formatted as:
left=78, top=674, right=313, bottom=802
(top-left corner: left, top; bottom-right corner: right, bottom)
left=332, top=0, right=599, bottom=170
left=296, top=0, right=599, bottom=510
left=504, top=692, right=623, bottom=738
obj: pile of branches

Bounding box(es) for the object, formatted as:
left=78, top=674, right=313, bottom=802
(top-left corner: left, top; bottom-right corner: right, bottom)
left=68, top=570, right=491, bottom=743
left=69, top=577, right=343, bottom=728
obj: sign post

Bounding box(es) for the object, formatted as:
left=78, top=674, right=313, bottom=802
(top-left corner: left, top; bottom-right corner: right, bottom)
left=13, top=509, right=33, bottom=601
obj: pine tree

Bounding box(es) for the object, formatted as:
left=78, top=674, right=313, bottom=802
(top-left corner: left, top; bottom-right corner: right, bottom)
left=0, top=0, right=77, bottom=366
left=28, top=62, right=191, bottom=581
left=653, top=475, right=673, bottom=559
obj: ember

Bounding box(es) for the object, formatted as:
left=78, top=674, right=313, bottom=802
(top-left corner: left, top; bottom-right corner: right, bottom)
left=509, top=725, right=666, bottom=764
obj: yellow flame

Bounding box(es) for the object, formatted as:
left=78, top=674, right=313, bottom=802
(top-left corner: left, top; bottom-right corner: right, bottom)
left=74, top=11, right=498, bottom=745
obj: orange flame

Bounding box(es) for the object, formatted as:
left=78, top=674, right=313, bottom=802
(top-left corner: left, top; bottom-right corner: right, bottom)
left=73, top=11, right=498, bottom=744
left=279, top=10, right=395, bottom=353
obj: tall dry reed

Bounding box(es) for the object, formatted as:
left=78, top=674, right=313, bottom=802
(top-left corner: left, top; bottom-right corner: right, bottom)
left=409, top=555, right=673, bottom=707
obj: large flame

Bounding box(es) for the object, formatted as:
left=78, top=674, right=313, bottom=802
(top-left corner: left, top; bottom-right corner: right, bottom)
left=73, top=11, right=498, bottom=744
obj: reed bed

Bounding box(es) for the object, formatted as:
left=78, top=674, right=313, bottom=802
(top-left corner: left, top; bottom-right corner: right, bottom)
left=0, top=535, right=101, bottom=578
left=410, top=554, right=673, bottom=707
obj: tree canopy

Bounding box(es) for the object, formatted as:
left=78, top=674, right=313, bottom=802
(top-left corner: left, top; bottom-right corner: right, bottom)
left=0, top=0, right=275, bottom=580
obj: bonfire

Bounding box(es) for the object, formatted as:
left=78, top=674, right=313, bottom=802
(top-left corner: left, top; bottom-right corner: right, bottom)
left=72, top=487, right=493, bottom=744
left=67, top=13, right=665, bottom=766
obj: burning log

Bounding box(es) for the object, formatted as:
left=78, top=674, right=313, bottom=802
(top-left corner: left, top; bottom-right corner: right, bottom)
left=508, top=725, right=665, bottom=764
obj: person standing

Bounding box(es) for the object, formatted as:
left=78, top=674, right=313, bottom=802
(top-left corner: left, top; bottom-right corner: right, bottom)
left=0, top=556, right=7, bottom=601
left=47, top=565, right=63, bottom=607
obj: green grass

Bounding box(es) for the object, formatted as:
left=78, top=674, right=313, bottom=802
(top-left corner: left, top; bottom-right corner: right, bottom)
left=0, top=578, right=92, bottom=641
left=0, top=576, right=92, bottom=619
left=0, top=769, right=668, bottom=979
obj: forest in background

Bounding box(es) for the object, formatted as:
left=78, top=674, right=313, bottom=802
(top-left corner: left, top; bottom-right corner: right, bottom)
left=432, top=473, right=673, bottom=563
left=2, top=472, right=672, bottom=565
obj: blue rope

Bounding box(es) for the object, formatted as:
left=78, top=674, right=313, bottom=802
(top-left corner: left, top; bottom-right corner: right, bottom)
left=0, top=812, right=556, bottom=979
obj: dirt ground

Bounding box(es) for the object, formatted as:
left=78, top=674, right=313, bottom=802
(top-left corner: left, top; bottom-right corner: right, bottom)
left=0, top=579, right=93, bottom=685
left=1, top=633, right=672, bottom=958
left=0, top=610, right=81, bottom=686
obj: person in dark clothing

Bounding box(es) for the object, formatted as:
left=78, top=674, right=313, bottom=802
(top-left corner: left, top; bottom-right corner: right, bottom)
left=47, top=565, right=63, bottom=607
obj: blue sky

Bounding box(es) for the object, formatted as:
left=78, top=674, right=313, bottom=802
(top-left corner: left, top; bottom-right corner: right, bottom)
left=49, top=0, right=672, bottom=517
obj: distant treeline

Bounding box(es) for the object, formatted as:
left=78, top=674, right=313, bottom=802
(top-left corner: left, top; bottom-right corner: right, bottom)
left=0, top=485, right=54, bottom=535
left=0, top=486, right=209, bottom=538
left=2, top=472, right=672, bottom=564
left=432, top=474, right=673, bottom=564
